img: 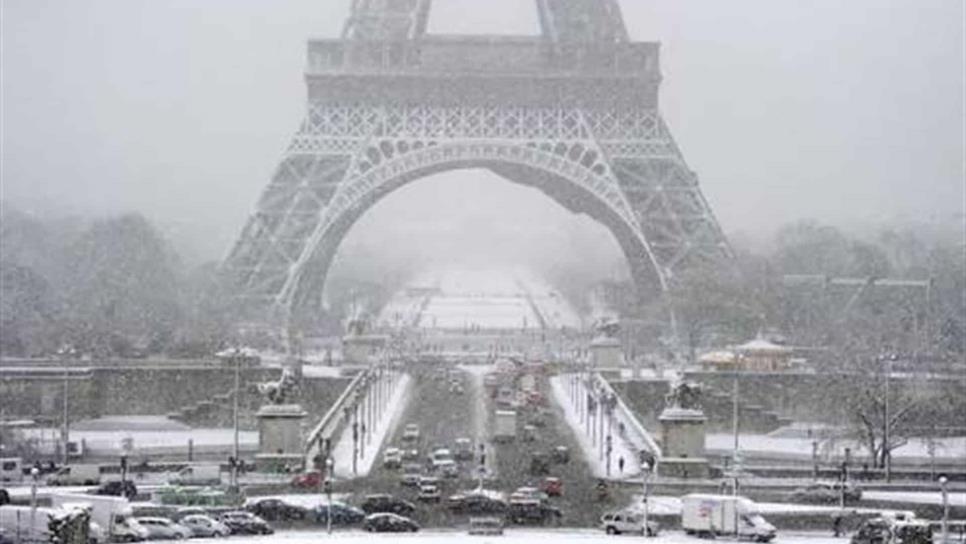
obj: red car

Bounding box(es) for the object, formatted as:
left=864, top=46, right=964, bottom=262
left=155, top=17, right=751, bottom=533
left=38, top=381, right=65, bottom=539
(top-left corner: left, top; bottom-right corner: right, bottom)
left=540, top=477, right=562, bottom=497
left=291, top=471, right=322, bottom=488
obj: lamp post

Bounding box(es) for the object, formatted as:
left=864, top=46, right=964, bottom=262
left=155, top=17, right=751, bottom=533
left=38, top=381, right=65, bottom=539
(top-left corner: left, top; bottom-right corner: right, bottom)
left=325, top=457, right=334, bottom=534
left=641, top=460, right=651, bottom=537
left=30, top=466, right=39, bottom=533
left=58, top=345, right=76, bottom=466
left=939, top=475, right=949, bottom=544
left=231, top=348, right=242, bottom=491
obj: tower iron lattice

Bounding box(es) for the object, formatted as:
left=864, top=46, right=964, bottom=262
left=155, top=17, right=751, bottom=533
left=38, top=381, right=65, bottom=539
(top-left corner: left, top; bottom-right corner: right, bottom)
left=223, top=0, right=732, bottom=330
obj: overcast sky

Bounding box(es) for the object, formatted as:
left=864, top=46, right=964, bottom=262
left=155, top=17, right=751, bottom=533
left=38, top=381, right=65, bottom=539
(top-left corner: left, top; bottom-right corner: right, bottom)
left=2, top=0, right=963, bottom=270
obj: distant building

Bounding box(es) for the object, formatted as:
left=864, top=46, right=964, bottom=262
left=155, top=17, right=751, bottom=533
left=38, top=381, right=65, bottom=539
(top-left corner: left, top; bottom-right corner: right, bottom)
left=698, top=334, right=795, bottom=372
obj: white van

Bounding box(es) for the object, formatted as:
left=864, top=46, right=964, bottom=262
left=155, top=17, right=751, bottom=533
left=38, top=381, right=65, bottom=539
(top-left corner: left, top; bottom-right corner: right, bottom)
left=51, top=493, right=147, bottom=542
left=169, top=463, right=221, bottom=486
left=0, top=505, right=90, bottom=543
left=47, top=463, right=101, bottom=486
left=681, top=494, right=776, bottom=542
left=0, top=458, right=22, bottom=484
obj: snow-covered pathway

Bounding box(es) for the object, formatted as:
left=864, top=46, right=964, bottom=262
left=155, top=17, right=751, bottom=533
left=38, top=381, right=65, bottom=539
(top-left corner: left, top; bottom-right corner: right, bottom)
left=331, top=373, right=412, bottom=479
left=549, top=374, right=640, bottom=480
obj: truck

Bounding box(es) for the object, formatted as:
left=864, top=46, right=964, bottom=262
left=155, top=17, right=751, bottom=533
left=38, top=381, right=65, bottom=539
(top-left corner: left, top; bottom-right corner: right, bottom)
left=47, top=464, right=101, bottom=486
left=169, top=463, right=221, bottom=486
left=0, top=504, right=90, bottom=543
left=494, top=410, right=517, bottom=443
left=51, top=493, right=147, bottom=543
left=681, top=494, right=776, bottom=542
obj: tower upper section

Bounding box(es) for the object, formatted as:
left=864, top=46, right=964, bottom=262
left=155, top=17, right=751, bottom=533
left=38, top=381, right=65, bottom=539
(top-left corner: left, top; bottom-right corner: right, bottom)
left=305, top=0, right=661, bottom=108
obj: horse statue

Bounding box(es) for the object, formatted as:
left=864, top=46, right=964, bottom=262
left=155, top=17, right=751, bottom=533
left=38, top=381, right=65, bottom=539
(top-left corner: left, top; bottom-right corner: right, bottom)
left=255, top=368, right=299, bottom=405
left=664, top=379, right=703, bottom=411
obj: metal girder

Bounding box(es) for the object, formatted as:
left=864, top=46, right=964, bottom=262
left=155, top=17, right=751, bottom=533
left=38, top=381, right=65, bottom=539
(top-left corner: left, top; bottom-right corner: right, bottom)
left=537, top=0, right=628, bottom=43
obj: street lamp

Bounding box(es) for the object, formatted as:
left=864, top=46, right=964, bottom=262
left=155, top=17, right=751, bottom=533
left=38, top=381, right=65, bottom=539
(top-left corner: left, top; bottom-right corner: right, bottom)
left=939, top=475, right=949, bottom=544
left=325, top=457, right=335, bottom=534
left=641, top=460, right=651, bottom=537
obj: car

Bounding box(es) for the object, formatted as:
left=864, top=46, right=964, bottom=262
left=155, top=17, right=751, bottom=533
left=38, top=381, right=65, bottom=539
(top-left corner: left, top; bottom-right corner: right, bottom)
left=400, top=464, right=423, bottom=487
left=450, top=383, right=464, bottom=394
left=551, top=446, right=570, bottom=464
left=541, top=477, right=563, bottom=497
left=313, top=501, right=366, bottom=525
left=383, top=448, right=403, bottom=469
left=454, top=438, right=473, bottom=461
left=468, top=516, right=504, bottom=536
left=180, top=514, right=231, bottom=537
left=448, top=490, right=508, bottom=514
left=402, top=424, right=420, bottom=442
left=600, top=510, right=659, bottom=536
left=508, top=500, right=562, bottom=526
left=417, top=483, right=442, bottom=503
left=135, top=517, right=193, bottom=540
left=218, top=511, right=274, bottom=535
left=787, top=481, right=862, bottom=504
left=401, top=448, right=420, bottom=462
left=290, top=470, right=321, bottom=489
left=510, top=486, right=549, bottom=503
left=363, top=512, right=420, bottom=533
left=429, top=448, right=454, bottom=466
left=92, top=480, right=138, bottom=499
left=246, top=497, right=308, bottom=521
left=360, top=494, right=416, bottom=516
left=436, top=459, right=459, bottom=478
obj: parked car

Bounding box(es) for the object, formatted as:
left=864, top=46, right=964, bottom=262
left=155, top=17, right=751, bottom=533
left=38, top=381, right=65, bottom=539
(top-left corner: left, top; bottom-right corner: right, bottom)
left=363, top=513, right=419, bottom=533
left=787, top=481, right=862, bottom=504
left=360, top=494, right=416, bottom=516
left=180, top=514, right=231, bottom=537
left=436, top=459, right=459, bottom=478
left=92, top=480, right=138, bottom=499
left=290, top=470, right=321, bottom=489
left=551, top=446, right=570, bottom=464
left=246, top=498, right=307, bottom=521
left=600, top=509, right=660, bottom=536
left=401, top=448, right=420, bottom=462
left=402, top=424, right=420, bottom=442
left=135, top=516, right=193, bottom=540
left=218, top=511, right=274, bottom=535
left=383, top=448, right=403, bottom=469
left=312, top=501, right=365, bottom=525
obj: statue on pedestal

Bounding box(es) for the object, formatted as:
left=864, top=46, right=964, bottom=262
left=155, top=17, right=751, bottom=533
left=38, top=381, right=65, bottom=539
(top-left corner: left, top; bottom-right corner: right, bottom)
left=255, top=368, right=299, bottom=405
left=664, top=379, right=703, bottom=412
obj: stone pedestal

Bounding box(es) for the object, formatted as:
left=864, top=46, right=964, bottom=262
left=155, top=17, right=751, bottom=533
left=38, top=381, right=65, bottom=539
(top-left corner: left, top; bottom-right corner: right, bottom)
left=657, top=407, right=710, bottom=479
left=255, top=404, right=307, bottom=472
left=589, top=336, right=623, bottom=368
left=342, top=334, right=389, bottom=365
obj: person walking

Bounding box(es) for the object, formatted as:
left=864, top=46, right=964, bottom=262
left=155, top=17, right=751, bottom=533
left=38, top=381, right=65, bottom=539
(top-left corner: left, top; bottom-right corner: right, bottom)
left=618, top=456, right=625, bottom=474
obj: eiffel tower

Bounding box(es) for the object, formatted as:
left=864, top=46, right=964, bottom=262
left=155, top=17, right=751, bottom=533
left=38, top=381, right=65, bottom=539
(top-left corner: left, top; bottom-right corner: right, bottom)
left=223, top=0, right=732, bottom=329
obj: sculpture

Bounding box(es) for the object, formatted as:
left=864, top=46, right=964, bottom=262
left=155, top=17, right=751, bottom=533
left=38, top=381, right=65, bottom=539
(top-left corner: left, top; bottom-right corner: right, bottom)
left=664, top=379, right=703, bottom=411
left=594, top=316, right=621, bottom=339
left=255, top=368, right=299, bottom=405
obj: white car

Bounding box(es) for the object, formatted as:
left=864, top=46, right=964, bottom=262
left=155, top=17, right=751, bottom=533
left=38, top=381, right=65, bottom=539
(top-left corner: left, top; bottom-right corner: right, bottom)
left=601, top=510, right=660, bottom=536
left=180, top=514, right=231, bottom=537
left=402, top=424, right=420, bottom=442
left=136, top=516, right=193, bottom=540
left=383, top=448, right=403, bottom=469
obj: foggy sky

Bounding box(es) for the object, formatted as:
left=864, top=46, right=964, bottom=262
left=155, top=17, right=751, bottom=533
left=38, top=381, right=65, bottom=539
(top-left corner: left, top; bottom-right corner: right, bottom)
left=2, top=0, right=964, bottom=268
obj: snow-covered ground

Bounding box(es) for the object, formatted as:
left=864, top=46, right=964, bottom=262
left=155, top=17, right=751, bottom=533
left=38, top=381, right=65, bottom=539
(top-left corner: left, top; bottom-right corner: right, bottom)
left=706, top=434, right=966, bottom=462
left=549, top=375, right=640, bottom=480
left=378, top=267, right=582, bottom=331
left=145, top=528, right=855, bottom=543
left=19, top=427, right=258, bottom=457
left=331, top=373, right=413, bottom=479
left=862, top=490, right=966, bottom=507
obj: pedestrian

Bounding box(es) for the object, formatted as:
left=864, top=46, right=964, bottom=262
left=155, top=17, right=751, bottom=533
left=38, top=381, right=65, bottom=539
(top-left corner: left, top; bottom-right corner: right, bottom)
left=618, top=456, right=625, bottom=474
left=832, top=513, right=843, bottom=537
